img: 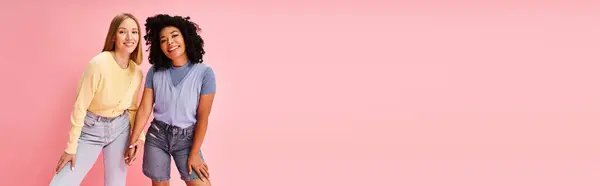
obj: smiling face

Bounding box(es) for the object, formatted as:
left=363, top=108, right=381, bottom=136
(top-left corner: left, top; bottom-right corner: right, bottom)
left=159, top=26, right=186, bottom=60
left=113, top=18, right=140, bottom=54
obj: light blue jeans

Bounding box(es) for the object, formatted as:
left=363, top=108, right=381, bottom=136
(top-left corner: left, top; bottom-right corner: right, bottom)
left=49, top=111, right=130, bottom=186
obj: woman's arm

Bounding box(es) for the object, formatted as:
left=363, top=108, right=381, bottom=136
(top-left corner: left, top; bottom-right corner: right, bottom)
left=187, top=67, right=216, bottom=179
left=55, top=61, right=100, bottom=173
left=127, top=73, right=146, bottom=141
left=125, top=67, right=156, bottom=165
left=190, top=92, right=215, bottom=155
left=129, top=67, right=155, bottom=143
left=190, top=67, right=217, bottom=155
left=65, top=62, right=101, bottom=154
left=124, top=87, right=153, bottom=165
left=129, top=88, right=154, bottom=143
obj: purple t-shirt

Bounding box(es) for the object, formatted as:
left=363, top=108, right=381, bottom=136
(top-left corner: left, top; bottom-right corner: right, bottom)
left=145, top=62, right=216, bottom=128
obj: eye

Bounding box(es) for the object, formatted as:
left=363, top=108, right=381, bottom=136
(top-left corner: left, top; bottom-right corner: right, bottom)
left=172, top=34, right=179, bottom=38
left=132, top=31, right=138, bottom=34
left=119, top=31, right=125, bottom=34
left=160, top=39, right=166, bottom=44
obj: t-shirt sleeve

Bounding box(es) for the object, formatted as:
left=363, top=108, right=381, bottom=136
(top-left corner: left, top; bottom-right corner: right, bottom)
left=144, top=66, right=155, bottom=89
left=200, top=67, right=216, bottom=95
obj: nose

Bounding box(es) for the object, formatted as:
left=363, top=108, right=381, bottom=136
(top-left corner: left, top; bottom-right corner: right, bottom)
left=125, top=33, right=131, bottom=40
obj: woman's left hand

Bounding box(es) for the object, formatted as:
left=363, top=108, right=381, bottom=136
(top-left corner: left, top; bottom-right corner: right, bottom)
left=188, top=154, right=209, bottom=181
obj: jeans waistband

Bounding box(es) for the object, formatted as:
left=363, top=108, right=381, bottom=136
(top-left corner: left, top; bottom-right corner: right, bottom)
left=86, top=110, right=128, bottom=123
left=151, top=119, right=195, bottom=135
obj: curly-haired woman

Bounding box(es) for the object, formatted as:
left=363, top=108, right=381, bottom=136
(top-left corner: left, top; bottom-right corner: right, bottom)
left=126, top=14, right=216, bottom=186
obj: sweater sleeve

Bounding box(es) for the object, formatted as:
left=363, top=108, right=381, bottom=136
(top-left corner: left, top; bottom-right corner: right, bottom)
left=65, top=62, right=101, bottom=154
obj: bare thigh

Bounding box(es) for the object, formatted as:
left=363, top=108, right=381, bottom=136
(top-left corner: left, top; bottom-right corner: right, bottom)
left=185, top=179, right=212, bottom=186
left=152, top=181, right=170, bottom=186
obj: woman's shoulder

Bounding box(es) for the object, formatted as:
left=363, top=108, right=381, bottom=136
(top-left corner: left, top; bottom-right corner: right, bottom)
left=132, top=64, right=144, bottom=76
left=85, top=51, right=113, bottom=69
left=191, top=62, right=213, bottom=71
left=146, top=65, right=157, bottom=74
left=80, top=52, right=109, bottom=72
left=90, top=51, right=112, bottom=62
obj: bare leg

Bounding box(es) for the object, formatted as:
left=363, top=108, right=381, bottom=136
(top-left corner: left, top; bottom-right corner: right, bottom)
left=152, top=181, right=170, bottom=186
left=185, top=179, right=211, bottom=186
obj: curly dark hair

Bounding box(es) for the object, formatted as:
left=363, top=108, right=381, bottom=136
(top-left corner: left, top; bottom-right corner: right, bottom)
left=144, top=14, right=205, bottom=71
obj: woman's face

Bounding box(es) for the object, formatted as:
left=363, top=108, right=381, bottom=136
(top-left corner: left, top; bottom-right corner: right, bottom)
left=114, top=18, right=139, bottom=54
left=159, top=26, right=186, bottom=60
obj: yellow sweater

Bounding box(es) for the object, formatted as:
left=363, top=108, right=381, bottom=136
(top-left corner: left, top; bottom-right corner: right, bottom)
left=65, top=51, right=145, bottom=154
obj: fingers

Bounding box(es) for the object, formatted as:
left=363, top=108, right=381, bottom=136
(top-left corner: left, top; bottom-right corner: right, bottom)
left=200, top=166, right=209, bottom=181
left=194, top=166, right=207, bottom=181
left=125, top=148, right=135, bottom=164
left=55, top=156, right=75, bottom=174
left=188, top=163, right=193, bottom=175
left=55, top=159, right=65, bottom=173
left=193, top=165, right=209, bottom=182
left=70, top=157, right=76, bottom=171
left=128, top=151, right=138, bottom=165
left=125, top=142, right=141, bottom=165
left=126, top=140, right=138, bottom=161
left=130, top=149, right=138, bottom=163
left=203, top=164, right=210, bottom=178
left=128, top=142, right=137, bottom=149
left=128, top=139, right=142, bottom=149
left=124, top=151, right=131, bottom=164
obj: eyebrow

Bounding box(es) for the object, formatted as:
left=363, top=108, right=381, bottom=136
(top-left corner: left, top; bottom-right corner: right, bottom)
left=160, top=31, right=179, bottom=39
left=118, top=27, right=138, bottom=30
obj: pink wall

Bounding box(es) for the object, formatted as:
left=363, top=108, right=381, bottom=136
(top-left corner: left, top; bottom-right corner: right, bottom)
left=1, top=1, right=600, bottom=186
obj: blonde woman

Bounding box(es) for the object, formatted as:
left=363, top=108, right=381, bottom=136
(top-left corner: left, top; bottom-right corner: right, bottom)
left=49, top=13, right=146, bottom=186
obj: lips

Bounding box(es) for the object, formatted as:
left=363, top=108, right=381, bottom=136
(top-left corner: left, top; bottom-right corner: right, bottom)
left=168, top=45, right=179, bottom=52
left=123, top=42, right=135, bottom=47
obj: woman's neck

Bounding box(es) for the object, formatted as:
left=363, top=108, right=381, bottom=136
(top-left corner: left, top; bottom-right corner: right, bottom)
left=172, top=55, right=189, bottom=67
left=111, top=51, right=130, bottom=69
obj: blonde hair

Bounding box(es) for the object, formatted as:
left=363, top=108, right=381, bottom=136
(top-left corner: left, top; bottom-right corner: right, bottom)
left=102, top=13, right=144, bottom=65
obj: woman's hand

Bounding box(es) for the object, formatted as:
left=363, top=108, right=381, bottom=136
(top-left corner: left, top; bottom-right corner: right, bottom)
left=55, top=152, right=76, bottom=174
left=188, top=154, right=209, bottom=181
left=124, top=139, right=144, bottom=165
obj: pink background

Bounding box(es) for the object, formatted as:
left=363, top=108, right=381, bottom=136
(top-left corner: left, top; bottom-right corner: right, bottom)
left=1, top=1, right=600, bottom=186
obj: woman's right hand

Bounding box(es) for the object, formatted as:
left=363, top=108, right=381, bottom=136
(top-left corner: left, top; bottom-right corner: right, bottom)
left=124, top=139, right=144, bottom=165
left=55, top=152, right=76, bottom=174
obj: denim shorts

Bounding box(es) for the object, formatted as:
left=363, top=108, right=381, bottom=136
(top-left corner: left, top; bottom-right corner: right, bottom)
left=142, top=119, right=205, bottom=182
